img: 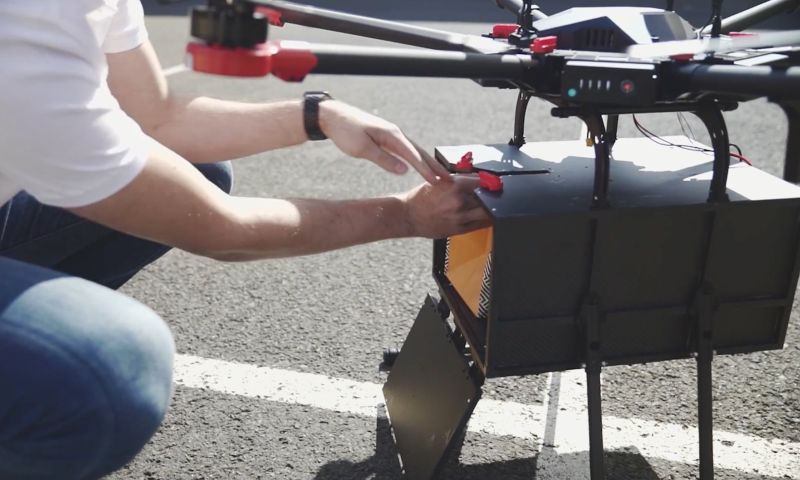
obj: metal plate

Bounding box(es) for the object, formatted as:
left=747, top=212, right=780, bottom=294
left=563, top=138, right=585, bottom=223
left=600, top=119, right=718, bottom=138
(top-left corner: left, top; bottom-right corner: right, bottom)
left=383, top=295, right=482, bottom=480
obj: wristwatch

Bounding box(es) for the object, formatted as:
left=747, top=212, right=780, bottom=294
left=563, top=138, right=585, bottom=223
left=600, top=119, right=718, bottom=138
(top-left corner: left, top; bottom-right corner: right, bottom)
left=303, top=91, right=333, bottom=141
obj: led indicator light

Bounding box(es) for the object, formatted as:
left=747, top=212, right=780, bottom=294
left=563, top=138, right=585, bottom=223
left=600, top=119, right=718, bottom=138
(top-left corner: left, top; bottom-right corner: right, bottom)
left=567, top=88, right=578, bottom=97
left=621, top=80, right=635, bottom=94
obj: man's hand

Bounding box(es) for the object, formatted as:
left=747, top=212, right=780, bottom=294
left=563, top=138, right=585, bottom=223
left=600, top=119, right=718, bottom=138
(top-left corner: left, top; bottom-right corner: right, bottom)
left=401, top=175, right=491, bottom=238
left=320, top=101, right=452, bottom=185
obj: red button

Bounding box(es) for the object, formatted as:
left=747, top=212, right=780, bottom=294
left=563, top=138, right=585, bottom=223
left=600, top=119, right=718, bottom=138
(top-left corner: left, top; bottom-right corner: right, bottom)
left=620, top=80, right=635, bottom=94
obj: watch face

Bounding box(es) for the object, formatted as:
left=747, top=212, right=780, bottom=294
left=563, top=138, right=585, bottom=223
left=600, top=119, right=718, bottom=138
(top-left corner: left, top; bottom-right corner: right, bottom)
left=305, top=91, right=332, bottom=101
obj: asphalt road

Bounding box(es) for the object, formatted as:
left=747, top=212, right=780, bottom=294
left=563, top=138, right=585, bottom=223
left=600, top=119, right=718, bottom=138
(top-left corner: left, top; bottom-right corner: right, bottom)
left=110, top=1, right=798, bottom=479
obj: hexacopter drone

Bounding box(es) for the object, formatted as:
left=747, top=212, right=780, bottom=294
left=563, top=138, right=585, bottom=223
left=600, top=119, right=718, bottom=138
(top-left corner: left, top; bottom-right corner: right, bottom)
left=178, top=1, right=800, bottom=479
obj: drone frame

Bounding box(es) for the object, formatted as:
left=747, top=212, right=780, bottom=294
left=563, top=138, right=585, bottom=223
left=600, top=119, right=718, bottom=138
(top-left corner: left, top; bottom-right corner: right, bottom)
left=183, top=1, right=800, bottom=479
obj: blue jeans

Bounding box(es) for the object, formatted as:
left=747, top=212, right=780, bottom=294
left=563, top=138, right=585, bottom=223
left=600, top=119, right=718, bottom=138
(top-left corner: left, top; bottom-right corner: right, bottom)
left=0, top=162, right=233, bottom=479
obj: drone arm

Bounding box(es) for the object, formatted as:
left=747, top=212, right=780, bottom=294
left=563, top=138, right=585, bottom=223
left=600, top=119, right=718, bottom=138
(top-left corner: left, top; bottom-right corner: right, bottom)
left=267, top=42, right=537, bottom=81
left=495, top=0, right=524, bottom=14
left=247, top=0, right=512, bottom=54
left=698, top=0, right=800, bottom=35
left=672, top=64, right=800, bottom=99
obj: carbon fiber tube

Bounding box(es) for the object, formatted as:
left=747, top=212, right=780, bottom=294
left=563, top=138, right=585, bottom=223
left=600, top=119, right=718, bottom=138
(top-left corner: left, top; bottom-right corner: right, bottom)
left=495, top=0, right=523, bottom=14
left=305, top=44, right=538, bottom=80
left=249, top=0, right=511, bottom=54
left=672, top=64, right=800, bottom=99
left=699, top=0, right=800, bottom=35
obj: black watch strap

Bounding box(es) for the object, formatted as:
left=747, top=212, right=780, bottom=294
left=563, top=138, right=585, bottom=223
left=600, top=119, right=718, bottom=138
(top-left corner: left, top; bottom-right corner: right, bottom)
left=303, top=91, right=333, bottom=141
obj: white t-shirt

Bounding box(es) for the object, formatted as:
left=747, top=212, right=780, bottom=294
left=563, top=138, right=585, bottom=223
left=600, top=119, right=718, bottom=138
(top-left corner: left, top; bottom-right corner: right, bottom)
left=0, top=0, right=149, bottom=208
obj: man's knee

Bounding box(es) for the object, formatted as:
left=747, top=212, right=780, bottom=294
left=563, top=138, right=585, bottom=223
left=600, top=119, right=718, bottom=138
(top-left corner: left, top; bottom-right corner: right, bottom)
left=0, top=271, right=174, bottom=479
left=196, top=161, right=234, bottom=194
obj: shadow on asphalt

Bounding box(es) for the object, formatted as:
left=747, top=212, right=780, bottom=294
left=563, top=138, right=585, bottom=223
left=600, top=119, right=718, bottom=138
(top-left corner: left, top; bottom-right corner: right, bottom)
left=143, top=0, right=799, bottom=29
left=311, top=405, right=661, bottom=480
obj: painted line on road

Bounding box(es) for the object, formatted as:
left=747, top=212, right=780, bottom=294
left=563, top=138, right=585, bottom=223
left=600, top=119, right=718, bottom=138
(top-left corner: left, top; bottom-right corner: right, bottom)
left=173, top=354, right=800, bottom=479
left=163, top=64, right=189, bottom=77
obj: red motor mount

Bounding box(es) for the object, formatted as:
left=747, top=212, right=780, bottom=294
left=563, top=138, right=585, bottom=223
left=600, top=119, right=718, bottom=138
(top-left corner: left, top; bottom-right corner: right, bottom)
left=186, top=40, right=318, bottom=80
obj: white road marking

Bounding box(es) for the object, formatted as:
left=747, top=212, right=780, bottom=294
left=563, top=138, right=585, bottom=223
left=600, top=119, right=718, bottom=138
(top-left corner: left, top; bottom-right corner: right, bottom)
left=537, top=370, right=800, bottom=479
left=174, top=354, right=800, bottom=479
left=162, top=64, right=189, bottom=77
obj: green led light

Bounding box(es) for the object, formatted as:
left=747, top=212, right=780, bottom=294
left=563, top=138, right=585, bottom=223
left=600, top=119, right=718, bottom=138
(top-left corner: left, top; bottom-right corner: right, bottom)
left=567, top=88, right=578, bottom=98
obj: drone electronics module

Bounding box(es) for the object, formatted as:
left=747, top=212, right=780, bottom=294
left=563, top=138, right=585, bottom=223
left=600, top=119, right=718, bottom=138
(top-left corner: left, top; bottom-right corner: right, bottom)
left=178, top=0, right=800, bottom=478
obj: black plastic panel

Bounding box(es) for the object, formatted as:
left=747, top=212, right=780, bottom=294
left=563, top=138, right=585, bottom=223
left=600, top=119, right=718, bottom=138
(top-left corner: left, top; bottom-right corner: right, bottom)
left=383, top=296, right=482, bottom=480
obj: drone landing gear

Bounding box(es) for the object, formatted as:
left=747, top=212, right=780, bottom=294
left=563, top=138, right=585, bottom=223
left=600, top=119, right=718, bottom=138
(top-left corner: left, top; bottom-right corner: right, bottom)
left=780, top=101, right=800, bottom=183
left=581, top=112, right=613, bottom=208
left=510, top=90, right=533, bottom=147
left=551, top=100, right=735, bottom=206
left=691, top=101, right=731, bottom=202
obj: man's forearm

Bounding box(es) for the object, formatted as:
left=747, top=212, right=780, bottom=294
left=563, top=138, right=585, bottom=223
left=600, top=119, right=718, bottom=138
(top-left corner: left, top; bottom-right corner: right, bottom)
left=216, top=195, right=412, bottom=261
left=152, top=97, right=308, bottom=163
left=107, top=42, right=310, bottom=163
left=107, top=42, right=449, bottom=182
left=70, top=144, right=415, bottom=261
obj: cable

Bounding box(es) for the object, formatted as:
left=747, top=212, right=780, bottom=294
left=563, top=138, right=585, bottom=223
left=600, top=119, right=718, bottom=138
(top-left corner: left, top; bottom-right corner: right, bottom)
left=632, top=114, right=754, bottom=165
left=696, top=12, right=715, bottom=39
left=677, top=112, right=699, bottom=143
left=730, top=152, right=753, bottom=165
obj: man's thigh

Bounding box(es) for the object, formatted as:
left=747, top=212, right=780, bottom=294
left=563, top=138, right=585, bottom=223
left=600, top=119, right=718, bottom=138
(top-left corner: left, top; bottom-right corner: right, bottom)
left=0, top=256, right=174, bottom=480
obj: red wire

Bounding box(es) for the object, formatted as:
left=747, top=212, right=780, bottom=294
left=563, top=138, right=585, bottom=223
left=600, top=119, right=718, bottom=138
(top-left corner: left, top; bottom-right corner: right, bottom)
left=730, top=152, right=753, bottom=166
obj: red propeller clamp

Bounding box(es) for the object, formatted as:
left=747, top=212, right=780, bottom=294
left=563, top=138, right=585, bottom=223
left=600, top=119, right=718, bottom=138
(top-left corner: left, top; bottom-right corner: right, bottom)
left=186, top=41, right=318, bottom=80
left=455, top=151, right=474, bottom=172
left=186, top=42, right=272, bottom=77
left=256, top=7, right=285, bottom=27
left=491, top=24, right=519, bottom=39
left=478, top=171, right=503, bottom=192
left=531, top=35, right=558, bottom=54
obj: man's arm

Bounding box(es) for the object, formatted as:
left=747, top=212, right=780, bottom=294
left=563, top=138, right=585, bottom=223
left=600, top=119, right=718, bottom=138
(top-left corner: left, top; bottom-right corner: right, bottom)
left=107, top=41, right=450, bottom=183
left=69, top=142, right=488, bottom=261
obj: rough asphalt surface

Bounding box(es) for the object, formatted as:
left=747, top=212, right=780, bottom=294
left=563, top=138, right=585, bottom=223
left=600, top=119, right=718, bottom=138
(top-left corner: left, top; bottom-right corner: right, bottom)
left=109, top=1, right=798, bottom=479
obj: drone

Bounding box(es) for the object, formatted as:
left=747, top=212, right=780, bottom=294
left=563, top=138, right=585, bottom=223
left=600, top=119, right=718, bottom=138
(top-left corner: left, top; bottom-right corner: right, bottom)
left=185, top=0, right=799, bottom=199
left=180, top=1, right=800, bottom=479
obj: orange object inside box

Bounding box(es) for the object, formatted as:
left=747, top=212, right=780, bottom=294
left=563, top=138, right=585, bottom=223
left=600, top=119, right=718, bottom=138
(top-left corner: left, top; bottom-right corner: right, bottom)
left=445, top=227, right=493, bottom=317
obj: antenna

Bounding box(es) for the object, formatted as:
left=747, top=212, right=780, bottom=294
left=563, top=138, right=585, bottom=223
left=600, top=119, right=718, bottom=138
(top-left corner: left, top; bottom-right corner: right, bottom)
left=666, top=0, right=675, bottom=11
